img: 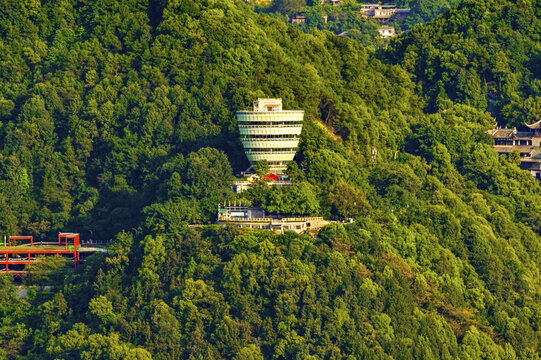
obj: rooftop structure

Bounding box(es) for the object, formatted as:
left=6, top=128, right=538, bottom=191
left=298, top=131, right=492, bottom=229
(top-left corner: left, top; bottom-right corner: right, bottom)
left=217, top=204, right=331, bottom=234
left=489, top=122, right=541, bottom=180
left=237, top=98, right=304, bottom=173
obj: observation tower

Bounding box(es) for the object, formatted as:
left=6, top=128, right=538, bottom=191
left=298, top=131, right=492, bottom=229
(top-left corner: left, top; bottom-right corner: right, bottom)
left=237, top=98, right=304, bottom=173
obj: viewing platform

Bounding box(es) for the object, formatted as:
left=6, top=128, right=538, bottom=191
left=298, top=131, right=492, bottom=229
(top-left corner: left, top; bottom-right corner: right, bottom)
left=0, top=233, right=107, bottom=274
left=217, top=204, right=331, bottom=234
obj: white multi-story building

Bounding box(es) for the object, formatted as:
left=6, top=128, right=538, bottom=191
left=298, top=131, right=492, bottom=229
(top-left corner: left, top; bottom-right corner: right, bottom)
left=237, top=98, right=304, bottom=173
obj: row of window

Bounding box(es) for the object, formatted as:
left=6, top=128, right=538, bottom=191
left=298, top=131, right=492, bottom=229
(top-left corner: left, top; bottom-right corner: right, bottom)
left=233, top=223, right=304, bottom=230
left=238, top=121, right=304, bottom=126
left=245, top=148, right=298, bottom=153
left=241, top=134, right=300, bottom=139
left=495, top=139, right=533, bottom=145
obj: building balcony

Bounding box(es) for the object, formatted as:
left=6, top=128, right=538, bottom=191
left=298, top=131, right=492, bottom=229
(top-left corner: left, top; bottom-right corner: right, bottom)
left=237, top=111, right=304, bottom=123
left=245, top=152, right=297, bottom=163
left=239, top=125, right=303, bottom=136
left=241, top=139, right=300, bottom=149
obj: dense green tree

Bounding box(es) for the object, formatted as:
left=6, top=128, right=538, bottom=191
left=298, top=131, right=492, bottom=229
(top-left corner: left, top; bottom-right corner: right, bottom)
left=0, top=0, right=538, bottom=359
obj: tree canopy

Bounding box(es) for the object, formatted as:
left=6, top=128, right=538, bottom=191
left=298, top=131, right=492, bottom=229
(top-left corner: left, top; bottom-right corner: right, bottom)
left=0, top=0, right=539, bottom=358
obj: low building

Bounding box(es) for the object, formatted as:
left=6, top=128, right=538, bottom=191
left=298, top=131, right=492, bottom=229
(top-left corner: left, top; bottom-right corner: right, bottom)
left=378, top=25, right=395, bottom=38
left=217, top=205, right=331, bottom=234
left=321, top=0, right=340, bottom=5
left=489, top=121, right=541, bottom=180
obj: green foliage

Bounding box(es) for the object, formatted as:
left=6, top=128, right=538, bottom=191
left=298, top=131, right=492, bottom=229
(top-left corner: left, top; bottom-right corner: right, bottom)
left=255, top=159, right=270, bottom=178
left=385, top=0, right=541, bottom=124
left=274, top=0, right=306, bottom=15
left=24, top=256, right=69, bottom=284
left=0, top=0, right=539, bottom=359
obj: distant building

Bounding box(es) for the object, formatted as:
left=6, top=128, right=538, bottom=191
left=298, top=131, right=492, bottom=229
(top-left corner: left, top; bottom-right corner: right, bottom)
left=374, top=5, right=397, bottom=19
left=488, top=121, right=541, bottom=180
left=292, top=15, right=307, bottom=24
left=321, top=0, right=341, bottom=5
left=237, top=98, right=304, bottom=174
left=361, top=4, right=410, bottom=20
left=378, top=25, right=396, bottom=38
left=217, top=204, right=331, bottom=234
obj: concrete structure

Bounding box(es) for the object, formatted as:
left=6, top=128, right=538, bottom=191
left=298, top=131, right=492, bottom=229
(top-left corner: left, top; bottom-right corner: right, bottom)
left=378, top=25, right=396, bottom=38
left=237, top=98, right=304, bottom=173
left=217, top=204, right=331, bottom=234
left=488, top=121, right=541, bottom=180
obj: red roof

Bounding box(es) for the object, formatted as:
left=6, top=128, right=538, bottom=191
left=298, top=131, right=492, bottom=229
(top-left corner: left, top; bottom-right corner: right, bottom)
left=264, top=173, right=279, bottom=181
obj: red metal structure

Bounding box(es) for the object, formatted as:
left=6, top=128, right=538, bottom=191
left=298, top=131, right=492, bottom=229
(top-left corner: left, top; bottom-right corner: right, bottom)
left=0, top=232, right=96, bottom=274
left=8, top=236, right=33, bottom=246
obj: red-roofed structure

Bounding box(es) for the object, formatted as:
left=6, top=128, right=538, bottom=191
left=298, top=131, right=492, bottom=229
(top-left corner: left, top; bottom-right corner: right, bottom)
left=264, top=173, right=279, bottom=181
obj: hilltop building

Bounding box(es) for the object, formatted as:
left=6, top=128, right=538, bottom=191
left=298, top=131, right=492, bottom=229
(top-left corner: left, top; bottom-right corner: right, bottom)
left=217, top=204, right=331, bottom=234
left=488, top=121, right=541, bottom=180
left=237, top=98, right=304, bottom=174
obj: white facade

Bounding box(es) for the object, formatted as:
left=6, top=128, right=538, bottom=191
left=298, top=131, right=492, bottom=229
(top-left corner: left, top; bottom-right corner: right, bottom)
left=379, top=26, right=395, bottom=38
left=237, top=98, right=304, bottom=173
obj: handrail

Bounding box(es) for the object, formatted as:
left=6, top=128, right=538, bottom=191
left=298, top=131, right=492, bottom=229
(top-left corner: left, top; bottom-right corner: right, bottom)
left=237, top=110, right=304, bottom=114
left=238, top=124, right=303, bottom=128
left=218, top=217, right=324, bottom=222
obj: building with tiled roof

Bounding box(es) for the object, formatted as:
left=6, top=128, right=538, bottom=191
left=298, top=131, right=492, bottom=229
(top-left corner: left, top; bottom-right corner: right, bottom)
left=488, top=122, right=541, bottom=180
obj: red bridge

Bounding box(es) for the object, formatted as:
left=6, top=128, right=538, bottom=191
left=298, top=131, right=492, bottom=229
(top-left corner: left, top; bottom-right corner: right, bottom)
left=0, top=233, right=107, bottom=275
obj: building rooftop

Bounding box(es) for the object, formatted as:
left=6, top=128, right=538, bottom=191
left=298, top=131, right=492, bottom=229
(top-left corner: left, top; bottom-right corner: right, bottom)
left=253, top=98, right=283, bottom=112
left=526, top=119, right=541, bottom=130
left=488, top=127, right=517, bottom=138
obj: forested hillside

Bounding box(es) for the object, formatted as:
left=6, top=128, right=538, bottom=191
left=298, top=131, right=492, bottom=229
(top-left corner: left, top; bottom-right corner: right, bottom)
left=385, top=0, right=541, bottom=124
left=260, top=0, right=463, bottom=46
left=0, top=0, right=539, bottom=359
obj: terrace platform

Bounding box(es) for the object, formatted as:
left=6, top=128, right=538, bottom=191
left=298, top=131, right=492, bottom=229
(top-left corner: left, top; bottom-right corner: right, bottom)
left=0, top=233, right=107, bottom=274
